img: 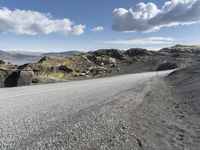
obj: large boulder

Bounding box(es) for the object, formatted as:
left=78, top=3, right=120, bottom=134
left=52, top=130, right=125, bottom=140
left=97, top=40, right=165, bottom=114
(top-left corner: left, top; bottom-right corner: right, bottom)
left=58, top=65, right=73, bottom=73
left=0, top=67, right=34, bottom=87
left=0, top=60, right=5, bottom=65
left=3, top=71, right=19, bottom=87
left=88, top=66, right=108, bottom=75
left=156, top=63, right=178, bottom=71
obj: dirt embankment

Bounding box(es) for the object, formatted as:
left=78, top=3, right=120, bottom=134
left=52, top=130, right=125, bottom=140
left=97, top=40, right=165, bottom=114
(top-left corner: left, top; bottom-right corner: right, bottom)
left=130, top=66, right=200, bottom=150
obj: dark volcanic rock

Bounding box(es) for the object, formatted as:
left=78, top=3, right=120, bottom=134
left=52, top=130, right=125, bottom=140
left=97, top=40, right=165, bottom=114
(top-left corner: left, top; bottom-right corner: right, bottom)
left=19, top=63, right=43, bottom=72
left=94, top=49, right=125, bottom=60
left=160, top=45, right=200, bottom=54
left=58, top=65, right=73, bottom=73
left=38, top=56, right=52, bottom=63
left=0, top=60, right=5, bottom=65
left=1, top=44, right=200, bottom=87
left=125, top=48, right=149, bottom=56
left=156, top=63, right=178, bottom=71
left=168, top=65, right=200, bottom=77
left=4, top=71, right=20, bottom=87
left=0, top=67, right=34, bottom=87
left=38, top=56, right=68, bottom=64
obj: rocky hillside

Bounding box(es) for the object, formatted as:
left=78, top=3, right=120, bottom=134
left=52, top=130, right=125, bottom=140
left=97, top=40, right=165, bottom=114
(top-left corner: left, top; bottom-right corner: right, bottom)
left=1, top=44, right=200, bottom=87
left=160, top=45, right=200, bottom=53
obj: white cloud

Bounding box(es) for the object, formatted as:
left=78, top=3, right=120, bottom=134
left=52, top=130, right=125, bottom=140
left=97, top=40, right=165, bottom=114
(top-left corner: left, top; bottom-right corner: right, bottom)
left=0, top=7, right=85, bottom=35
left=91, top=26, right=104, bottom=32
left=103, top=37, right=175, bottom=45
left=112, top=0, right=200, bottom=32
left=71, top=25, right=86, bottom=35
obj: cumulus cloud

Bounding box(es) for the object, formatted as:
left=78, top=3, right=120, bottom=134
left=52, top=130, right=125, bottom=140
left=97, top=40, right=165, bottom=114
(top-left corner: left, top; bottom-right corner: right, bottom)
left=0, top=7, right=85, bottom=35
left=103, top=37, right=175, bottom=45
left=91, top=26, right=104, bottom=32
left=71, top=25, right=86, bottom=35
left=112, top=0, right=200, bottom=32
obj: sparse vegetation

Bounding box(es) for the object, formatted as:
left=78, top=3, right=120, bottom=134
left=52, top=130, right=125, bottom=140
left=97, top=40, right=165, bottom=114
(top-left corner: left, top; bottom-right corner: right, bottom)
left=1, top=44, right=200, bottom=87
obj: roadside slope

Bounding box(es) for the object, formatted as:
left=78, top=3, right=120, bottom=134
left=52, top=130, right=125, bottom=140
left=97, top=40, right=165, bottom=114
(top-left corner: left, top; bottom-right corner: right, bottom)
left=132, top=66, right=200, bottom=149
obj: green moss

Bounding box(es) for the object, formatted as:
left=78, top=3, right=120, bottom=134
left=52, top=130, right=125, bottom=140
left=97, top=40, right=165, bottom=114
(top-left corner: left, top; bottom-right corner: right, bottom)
left=36, top=71, right=70, bottom=79
left=108, top=57, right=117, bottom=65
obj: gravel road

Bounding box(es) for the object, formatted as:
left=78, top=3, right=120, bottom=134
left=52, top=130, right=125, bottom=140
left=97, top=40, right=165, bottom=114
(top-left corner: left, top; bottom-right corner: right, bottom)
left=0, top=71, right=172, bottom=150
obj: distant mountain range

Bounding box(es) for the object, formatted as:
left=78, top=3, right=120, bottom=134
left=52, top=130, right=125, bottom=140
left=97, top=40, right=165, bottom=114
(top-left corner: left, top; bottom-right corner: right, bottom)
left=0, top=50, right=14, bottom=60
left=41, top=51, right=81, bottom=57
left=0, top=50, right=81, bottom=63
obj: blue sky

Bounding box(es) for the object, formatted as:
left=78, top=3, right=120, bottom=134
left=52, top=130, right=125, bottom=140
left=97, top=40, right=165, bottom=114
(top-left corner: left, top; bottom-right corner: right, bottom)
left=0, top=0, right=200, bottom=52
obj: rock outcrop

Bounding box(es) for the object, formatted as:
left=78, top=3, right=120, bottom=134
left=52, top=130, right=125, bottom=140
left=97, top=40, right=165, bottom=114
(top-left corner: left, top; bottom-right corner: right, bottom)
left=1, top=45, right=200, bottom=87
left=0, top=60, right=5, bottom=65
left=160, top=45, right=200, bottom=54
left=0, top=67, right=34, bottom=87
left=156, top=63, right=178, bottom=71
left=94, top=49, right=125, bottom=60
left=18, top=45, right=200, bottom=83
left=125, top=48, right=149, bottom=56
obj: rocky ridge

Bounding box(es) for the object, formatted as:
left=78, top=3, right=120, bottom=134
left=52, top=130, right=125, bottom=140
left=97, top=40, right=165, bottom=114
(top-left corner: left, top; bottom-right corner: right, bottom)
left=1, top=44, right=200, bottom=87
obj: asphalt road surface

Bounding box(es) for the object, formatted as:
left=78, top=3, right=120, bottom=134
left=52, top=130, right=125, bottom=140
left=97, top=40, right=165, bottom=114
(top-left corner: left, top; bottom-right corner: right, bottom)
left=0, top=71, right=172, bottom=150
